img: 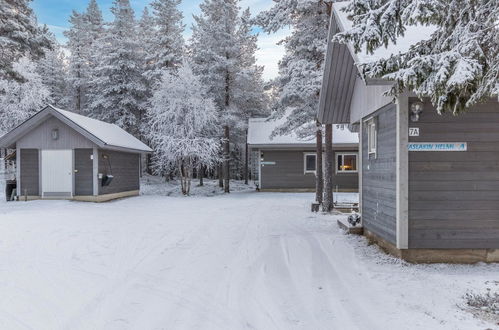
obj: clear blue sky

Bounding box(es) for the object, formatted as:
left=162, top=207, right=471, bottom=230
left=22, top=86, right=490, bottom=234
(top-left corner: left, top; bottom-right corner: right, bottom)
left=31, top=0, right=288, bottom=80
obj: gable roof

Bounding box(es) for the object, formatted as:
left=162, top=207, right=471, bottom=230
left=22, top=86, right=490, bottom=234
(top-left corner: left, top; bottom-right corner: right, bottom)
left=248, top=116, right=358, bottom=148
left=318, top=1, right=435, bottom=124
left=0, top=105, right=152, bottom=153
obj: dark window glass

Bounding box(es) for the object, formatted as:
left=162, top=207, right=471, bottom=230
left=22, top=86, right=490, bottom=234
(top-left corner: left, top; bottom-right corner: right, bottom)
left=305, top=154, right=316, bottom=172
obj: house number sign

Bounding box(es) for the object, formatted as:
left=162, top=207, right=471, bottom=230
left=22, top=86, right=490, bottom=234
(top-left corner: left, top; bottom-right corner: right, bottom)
left=409, top=127, right=419, bottom=136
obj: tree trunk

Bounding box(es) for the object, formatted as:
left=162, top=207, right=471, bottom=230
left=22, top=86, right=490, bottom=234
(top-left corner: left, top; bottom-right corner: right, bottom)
left=316, top=123, right=323, bottom=204
left=244, top=130, right=249, bottom=185
left=323, top=123, right=333, bottom=211
left=218, top=163, right=223, bottom=188
left=199, top=164, right=204, bottom=186
left=223, top=125, right=230, bottom=193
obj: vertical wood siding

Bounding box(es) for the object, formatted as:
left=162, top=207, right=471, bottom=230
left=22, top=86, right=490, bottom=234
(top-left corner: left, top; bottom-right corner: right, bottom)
left=20, top=149, right=39, bottom=196
left=17, top=116, right=95, bottom=149
left=362, top=104, right=397, bottom=244
left=98, top=150, right=140, bottom=195
left=74, top=149, right=94, bottom=196
left=408, top=99, right=499, bottom=249
left=259, top=149, right=359, bottom=191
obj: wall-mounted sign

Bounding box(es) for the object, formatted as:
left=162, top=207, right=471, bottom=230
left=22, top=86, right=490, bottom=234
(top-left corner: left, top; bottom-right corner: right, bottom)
left=409, top=127, right=420, bottom=136
left=261, top=161, right=276, bottom=165
left=408, top=142, right=467, bottom=152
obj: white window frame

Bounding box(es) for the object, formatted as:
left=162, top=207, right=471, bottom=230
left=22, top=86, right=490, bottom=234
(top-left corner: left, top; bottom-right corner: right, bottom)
left=336, top=152, right=359, bottom=174
left=303, top=153, right=317, bottom=174
left=366, top=118, right=377, bottom=157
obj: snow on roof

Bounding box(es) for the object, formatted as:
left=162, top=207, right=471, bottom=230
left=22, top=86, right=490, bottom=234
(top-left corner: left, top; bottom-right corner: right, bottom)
left=248, top=116, right=358, bottom=146
left=333, top=1, right=436, bottom=64
left=50, top=106, right=152, bottom=152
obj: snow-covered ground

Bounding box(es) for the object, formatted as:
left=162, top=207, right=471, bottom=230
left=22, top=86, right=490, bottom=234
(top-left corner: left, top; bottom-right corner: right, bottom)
left=0, top=191, right=498, bottom=329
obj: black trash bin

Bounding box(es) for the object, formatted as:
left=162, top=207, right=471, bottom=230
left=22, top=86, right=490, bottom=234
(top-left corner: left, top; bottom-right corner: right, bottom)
left=5, top=180, right=16, bottom=202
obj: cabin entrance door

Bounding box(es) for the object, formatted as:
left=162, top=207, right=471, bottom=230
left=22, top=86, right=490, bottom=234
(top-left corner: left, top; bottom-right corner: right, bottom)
left=41, top=149, right=73, bottom=198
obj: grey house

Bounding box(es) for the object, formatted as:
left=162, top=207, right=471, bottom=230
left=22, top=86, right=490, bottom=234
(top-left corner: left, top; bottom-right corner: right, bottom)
left=248, top=116, right=359, bottom=192
left=0, top=105, right=152, bottom=202
left=319, top=2, right=499, bottom=262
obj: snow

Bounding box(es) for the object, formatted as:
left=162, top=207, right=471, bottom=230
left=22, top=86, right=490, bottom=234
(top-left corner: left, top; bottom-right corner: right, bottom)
left=0, top=190, right=497, bottom=329
left=50, top=106, right=152, bottom=152
left=248, top=116, right=359, bottom=146
left=333, top=2, right=436, bottom=64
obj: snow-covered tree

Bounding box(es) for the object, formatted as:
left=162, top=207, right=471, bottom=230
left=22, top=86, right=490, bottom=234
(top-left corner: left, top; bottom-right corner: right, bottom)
left=88, top=0, right=148, bottom=135
left=37, top=47, right=68, bottom=108
left=256, top=0, right=333, bottom=138
left=64, top=0, right=104, bottom=113
left=334, top=0, right=499, bottom=113
left=0, top=57, right=50, bottom=135
left=0, top=0, right=51, bottom=80
left=147, top=0, right=185, bottom=82
left=147, top=63, right=220, bottom=195
left=191, top=0, right=267, bottom=191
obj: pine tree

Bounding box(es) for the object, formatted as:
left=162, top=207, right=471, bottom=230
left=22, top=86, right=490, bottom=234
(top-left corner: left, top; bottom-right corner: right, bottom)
left=65, top=0, right=104, bottom=113
left=147, top=63, right=220, bottom=195
left=191, top=0, right=267, bottom=191
left=0, top=0, right=51, bottom=80
left=257, top=0, right=333, bottom=138
left=0, top=57, right=50, bottom=135
left=334, top=0, right=499, bottom=113
left=138, top=7, right=156, bottom=84
left=37, top=42, right=68, bottom=108
left=148, top=0, right=185, bottom=81
left=88, top=0, right=147, bottom=136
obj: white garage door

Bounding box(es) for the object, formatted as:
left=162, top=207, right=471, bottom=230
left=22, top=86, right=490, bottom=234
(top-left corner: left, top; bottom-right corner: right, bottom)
left=42, top=150, right=73, bottom=198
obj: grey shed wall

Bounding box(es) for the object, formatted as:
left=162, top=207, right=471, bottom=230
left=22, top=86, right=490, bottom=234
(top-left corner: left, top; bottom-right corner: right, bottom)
left=74, top=149, right=94, bottom=196
left=362, top=104, right=397, bottom=244
left=259, top=148, right=358, bottom=191
left=98, top=150, right=140, bottom=195
left=17, top=116, right=96, bottom=149
left=408, top=99, right=499, bottom=249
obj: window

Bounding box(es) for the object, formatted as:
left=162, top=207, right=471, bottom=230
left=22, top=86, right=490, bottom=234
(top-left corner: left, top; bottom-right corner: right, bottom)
left=367, top=119, right=377, bottom=156
left=304, top=153, right=316, bottom=173
left=336, top=153, right=358, bottom=173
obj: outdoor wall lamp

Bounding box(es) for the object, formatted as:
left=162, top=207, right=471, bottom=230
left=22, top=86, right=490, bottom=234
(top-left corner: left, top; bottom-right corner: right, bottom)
left=410, top=102, right=424, bottom=122
left=51, top=128, right=59, bottom=140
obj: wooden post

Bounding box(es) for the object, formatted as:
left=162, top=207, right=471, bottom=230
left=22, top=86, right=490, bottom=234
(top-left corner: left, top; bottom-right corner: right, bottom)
left=316, top=122, right=323, bottom=204
left=323, top=123, right=333, bottom=211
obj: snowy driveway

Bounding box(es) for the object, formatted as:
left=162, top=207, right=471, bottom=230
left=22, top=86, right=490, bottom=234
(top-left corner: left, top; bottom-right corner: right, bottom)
left=0, top=193, right=498, bottom=330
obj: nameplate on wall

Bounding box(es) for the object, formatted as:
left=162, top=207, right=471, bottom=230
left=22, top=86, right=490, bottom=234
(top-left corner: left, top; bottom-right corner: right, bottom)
left=408, top=143, right=467, bottom=152
left=261, top=161, right=276, bottom=165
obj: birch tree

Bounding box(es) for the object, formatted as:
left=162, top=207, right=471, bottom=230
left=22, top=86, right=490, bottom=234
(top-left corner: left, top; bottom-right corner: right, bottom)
left=147, top=63, right=220, bottom=195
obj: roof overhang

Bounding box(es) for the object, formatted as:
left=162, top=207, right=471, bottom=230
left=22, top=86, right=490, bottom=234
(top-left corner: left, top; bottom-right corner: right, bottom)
left=248, top=143, right=359, bottom=150
left=317, top=12, right=359, bottom=124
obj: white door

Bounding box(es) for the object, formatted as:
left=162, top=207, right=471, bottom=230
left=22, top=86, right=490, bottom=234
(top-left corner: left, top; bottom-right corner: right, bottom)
left=42, top=150, right=73, bottom=198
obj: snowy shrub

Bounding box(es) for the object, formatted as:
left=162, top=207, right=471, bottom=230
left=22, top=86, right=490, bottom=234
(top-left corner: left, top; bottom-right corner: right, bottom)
left=465, top=290, right=499, bottom=315
left=146, top=62, right=220, bottom=195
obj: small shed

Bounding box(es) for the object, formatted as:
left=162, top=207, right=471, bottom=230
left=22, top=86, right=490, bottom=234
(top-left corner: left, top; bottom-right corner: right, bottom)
left=318, top=2, right=499, bottom=262
left=248, top=116, right=359, bottom=192
left=0, top=105, right=152, bottom=202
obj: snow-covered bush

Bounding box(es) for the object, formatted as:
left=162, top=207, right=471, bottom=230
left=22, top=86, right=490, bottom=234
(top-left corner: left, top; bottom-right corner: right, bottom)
left=465, top=290, right=499, bottom=315
left=0, top=57, right=50, bottom=135
left=146, top=63, right=220, bottom=195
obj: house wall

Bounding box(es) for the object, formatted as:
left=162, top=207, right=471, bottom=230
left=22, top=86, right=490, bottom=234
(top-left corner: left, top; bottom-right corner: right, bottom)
left=17, top=116, right=96, bottom=149
left=259, top=148, right=359, bottom=191
left=349, top=77, right=393, bottom=124
left=362, top=104, right=397, bottom=244
left=19, top=149, right=39, bottom=196
left=98, top=150, right=140, bottom=195
left=408, top=99, right=499, bottom=249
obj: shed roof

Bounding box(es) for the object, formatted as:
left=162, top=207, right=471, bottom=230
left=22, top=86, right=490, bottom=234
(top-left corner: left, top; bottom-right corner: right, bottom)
left=248, top=116, right=358, bottom=148
left=0, top=105, right=152, bottom=153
